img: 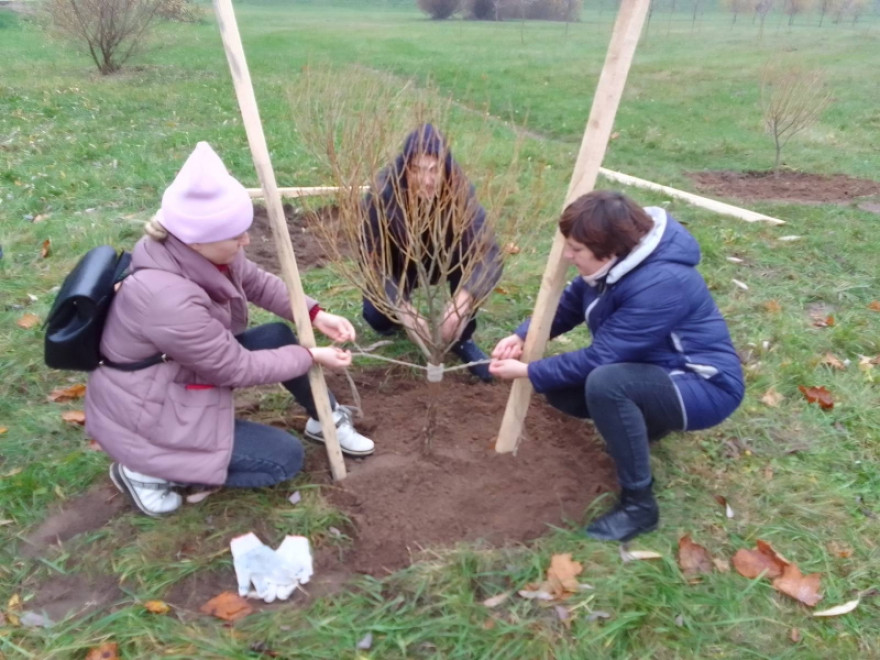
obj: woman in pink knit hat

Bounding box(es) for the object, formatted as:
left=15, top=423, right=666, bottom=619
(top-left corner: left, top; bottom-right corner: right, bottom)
left=85, top=142, right=374, bottom=517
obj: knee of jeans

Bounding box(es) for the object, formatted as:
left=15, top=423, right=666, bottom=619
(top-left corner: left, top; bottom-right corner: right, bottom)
left=264, top=322, right=297, bottom=347
left=279, top=438, right=304, bottom=480
left=586, top=364, right=628, bottom=405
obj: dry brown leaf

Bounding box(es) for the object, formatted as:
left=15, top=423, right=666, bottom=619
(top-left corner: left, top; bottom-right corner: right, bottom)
left=732, top=540, right=788, bottom=579
left=517, top=585, right=554, bottom=601
left=40, top=239, right=51, bottom=259
left=546, top=553, right=583, bottom=596
left=0, top=427, right=7, bottom=435
left=798, top=385, right=834, bottom=410
left=61, top=410, right=86, bottom=425
left=760, top=387, right=784, bottom=408
left=868, top=300, right=880, bottom=312
left=144, top=600, right=171, bottom=615
left=199, top=591, right=253, bottom=621
left=714, top=495, right=735, bottom=518
left=85, top=642, right=119, bottom=660
left=503, top=242, right=521, bottom=255
left=712, top=558, right=731, bottom=573
left=763, top=300, right=782, bottom=314
left=826, top=541, right=852, bottom=559
left=678, top=535, right=714, bottom=580
left=813, top=598, right=859, bottom=617
left=620, top=547, right=663, bottom=563
left=812, top=315, right=835, bottom=328
left=820, top=353, right=846, bottom=370
left=481, top=592, right=510, bottom=608
left=772, top=564, right=822, bottom=607
left=493, top=285, right=509, bottom=295
left=48, top=383, right=87, bottom=402
left=790, top=628, right=801, bottom=643
left=16, top=313, right=40, bottom=329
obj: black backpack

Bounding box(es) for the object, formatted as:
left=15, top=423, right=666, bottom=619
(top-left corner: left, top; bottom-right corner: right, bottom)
left=44, top=245, right=164, bottom=372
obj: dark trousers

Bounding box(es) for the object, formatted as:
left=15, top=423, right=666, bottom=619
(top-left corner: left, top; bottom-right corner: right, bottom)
left=222, top=322, right=334, bottom=488
left=361, top=270, right=477, bottom=342
left=544, top=363, right=684, bottom=490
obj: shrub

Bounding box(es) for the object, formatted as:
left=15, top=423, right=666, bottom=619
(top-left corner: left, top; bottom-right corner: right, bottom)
left=463, top=0, right=498, bottom=20
left=463, top=0, right=582, bottom=21
left=417, top=0, right=460, bottom=19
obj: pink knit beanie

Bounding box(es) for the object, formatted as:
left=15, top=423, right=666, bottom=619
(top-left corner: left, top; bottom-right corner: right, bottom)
left=159, top=142, right=253, bottom=244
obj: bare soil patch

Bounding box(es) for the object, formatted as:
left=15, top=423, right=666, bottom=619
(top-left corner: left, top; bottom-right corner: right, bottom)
left=248, top=203, right=346, bottom=274
left=308, top=367, right=616, bottom=576
left=689, top=170, right=880, bottom=207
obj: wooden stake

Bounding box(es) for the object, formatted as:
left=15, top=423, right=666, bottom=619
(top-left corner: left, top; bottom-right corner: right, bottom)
left=598, top=168, right=785, bottom=225
left=212, top=0, right=346, bottom=480
left=495, top=0, right=652, bottom=453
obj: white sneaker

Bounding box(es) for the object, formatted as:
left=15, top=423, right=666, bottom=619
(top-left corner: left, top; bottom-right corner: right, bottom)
left=109, top=463, right=182, bottom=517
left=304, top=405, right=375, bottom=457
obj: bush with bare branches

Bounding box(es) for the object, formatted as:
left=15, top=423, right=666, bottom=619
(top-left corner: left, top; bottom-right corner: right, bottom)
left=288, top=67, right=528, bottom=380
left=417, top=0, right=460, bottom=20
left=760, top=63, right=832, bottom=172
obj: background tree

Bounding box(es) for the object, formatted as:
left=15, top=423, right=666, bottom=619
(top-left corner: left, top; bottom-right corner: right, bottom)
left=417, top=0, right=460, bottom=20
left=760, top=63, right=832, bottom=173
left=783, top=0, right=812, bottom=25
left=46, top=0, right=193, bottom=74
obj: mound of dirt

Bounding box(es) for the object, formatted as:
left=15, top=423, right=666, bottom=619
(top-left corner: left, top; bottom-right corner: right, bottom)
left=689, top=170, right=880, bottom=206
left=310, top=367, right=617, bottom=576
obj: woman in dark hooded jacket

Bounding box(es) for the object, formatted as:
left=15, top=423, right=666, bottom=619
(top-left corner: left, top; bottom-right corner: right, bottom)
left=361, top=124, right=502, bottom=381
left=490, top=191, right=744, bottom=542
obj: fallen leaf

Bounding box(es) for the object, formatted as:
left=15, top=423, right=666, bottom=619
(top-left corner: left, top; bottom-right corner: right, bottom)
left=813, top=598, right=859, bottom=617
left=868, top=301, right=880, bottom=312
left=772, top=564, right=822, bottom=607
left=33, top=213, right=50, bottom=223
left=144, top=600, right=171, bottom=615
left=826, top=541, right=852, bottom=558
left=726, top=256, right=744, bottom=263
left=790, top=628, right=801, bottom=643
left=732, top=540, right=788, bottom=579
left=16, top=313, right=40, bottom=329
left=554, top=604, right=572, bottom=628
left=812, top=315, right=835, bottom=328
left=798, top=385, right=834, bottom=410
left=85, top=642, right=119, bottom=660
left=732, top=279, right=749, bottom=290
left=61, top=410, right=86, bottom=425
left=763, top=300, right=782, bottom=313
left=819, top=353, right=845, bottom=370
left=546, top=553, right=583, bottom=596
left=355, top=632, right=373, bottom=650
left=517, top=586, right=555, bottom=600
left=19, top=611, right=52, bottom=628
left=482, top=592, right=511, bottom=608
left=493, top=285, right=509, bottom=295
left=712, top=558, right=731, bottom=573
left=674, top=613, right=685, bottom=627
left=288, top=491, right=302, bottom=505
left=620, top=546, right=663, bottom=563
left=503, top=242, right=520, bottom=255
left=87, top=439, right=103, bottom=451
left=610, top=131, right=620, bottom=140
left=714, top=495, right=735, bottom=518
left=199, top=591, right=253, bottom=621
left=40, top=239, right=51, bottom=259
left=761, top=387, right=784, bottom=408
left=48, top=383, right=87, bottom=402
left=0, top=427, right=7, bottom=435
left=778, top=235, right=802, bottom=242
left=678, top=535, right=714, bottom=580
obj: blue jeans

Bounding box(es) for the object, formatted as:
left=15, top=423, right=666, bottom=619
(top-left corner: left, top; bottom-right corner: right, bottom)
left=222, top=322, right=332, bottom=488
left=544, top=363, right=685, bottom=490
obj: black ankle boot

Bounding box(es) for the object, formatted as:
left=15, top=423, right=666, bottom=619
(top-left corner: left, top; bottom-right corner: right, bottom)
left=585, top=484, right=659, bottom=542
left=452, top=339, right=492, bottom=383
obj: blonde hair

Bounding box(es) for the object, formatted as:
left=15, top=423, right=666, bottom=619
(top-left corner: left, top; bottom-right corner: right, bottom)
left=144, top=214, right=169, bottom=242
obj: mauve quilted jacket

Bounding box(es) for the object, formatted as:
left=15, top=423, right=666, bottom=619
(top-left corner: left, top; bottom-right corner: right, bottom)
left=85, top=234, right=316, bottom=485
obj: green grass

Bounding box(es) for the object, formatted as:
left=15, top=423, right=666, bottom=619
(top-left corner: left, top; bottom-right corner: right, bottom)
left=2, top=2, right=879, bottom=657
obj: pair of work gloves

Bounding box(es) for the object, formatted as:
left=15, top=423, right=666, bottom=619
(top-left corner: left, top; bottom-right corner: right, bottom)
left=230, top=532, right=313, bottom=603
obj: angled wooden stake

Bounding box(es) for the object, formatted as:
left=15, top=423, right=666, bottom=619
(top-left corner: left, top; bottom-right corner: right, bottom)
left=212, top=0, right=346, bottom=480
left=495, top=0, right=652, bottom=453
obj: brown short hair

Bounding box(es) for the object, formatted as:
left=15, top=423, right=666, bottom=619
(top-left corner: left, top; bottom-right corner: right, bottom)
left=558, top=191, right=653, bottom=260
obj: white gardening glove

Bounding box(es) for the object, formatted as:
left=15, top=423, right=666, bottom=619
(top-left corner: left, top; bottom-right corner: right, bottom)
left=230, top=533, right=298, bottom=603
left=274, top=535, right=313, bottom=598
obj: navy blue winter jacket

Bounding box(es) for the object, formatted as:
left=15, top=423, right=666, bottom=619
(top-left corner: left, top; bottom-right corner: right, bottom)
left=517, top=208, right=744, bottom=431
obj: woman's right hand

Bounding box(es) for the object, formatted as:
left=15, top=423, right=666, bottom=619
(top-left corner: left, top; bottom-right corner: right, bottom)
left=491, top=334, right=524, bottom=360
left=310, top=346, right=352, bottom=370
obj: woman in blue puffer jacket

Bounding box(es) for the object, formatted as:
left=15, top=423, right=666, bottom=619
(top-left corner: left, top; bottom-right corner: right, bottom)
left=490, top=190, right=744, bottom=542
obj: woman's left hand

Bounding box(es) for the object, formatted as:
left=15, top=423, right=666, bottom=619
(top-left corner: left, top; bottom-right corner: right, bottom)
left=313, top=311, right=356, bottom=343
left=489, top=359, right=529, bottom=380
left=440, top=291, right=474, bottom=344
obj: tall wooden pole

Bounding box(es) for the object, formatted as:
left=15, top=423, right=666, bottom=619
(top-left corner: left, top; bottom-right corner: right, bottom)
left=212, top=0, right=346, bottom=480
left=495, top=0, right=652, bottom=453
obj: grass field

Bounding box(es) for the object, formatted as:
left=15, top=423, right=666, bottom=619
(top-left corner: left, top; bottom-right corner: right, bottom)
left=1, top=1, right=879, bottom=657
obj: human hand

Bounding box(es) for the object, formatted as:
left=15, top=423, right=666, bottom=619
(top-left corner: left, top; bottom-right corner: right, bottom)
left=440, top=291, right=473, bottom=344
left=312, top=311, right=356, bottom=343
left=230, top=532, right=300, bottom=603
left=397, top=302, right=430, bottom=341
left=489, top=358, right=529, bottom=380
left=491, top=334, right=525, bottom=360
left=310, top=346, right=352, bottom=370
